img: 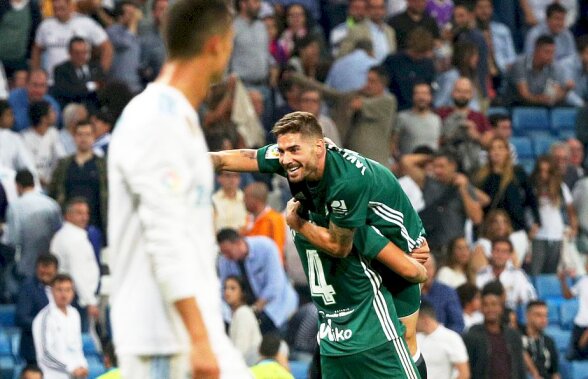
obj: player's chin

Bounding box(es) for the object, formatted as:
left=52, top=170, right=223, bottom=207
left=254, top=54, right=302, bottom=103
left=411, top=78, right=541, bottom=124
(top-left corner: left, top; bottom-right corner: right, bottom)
left=287, top=171, right=304, bottom=182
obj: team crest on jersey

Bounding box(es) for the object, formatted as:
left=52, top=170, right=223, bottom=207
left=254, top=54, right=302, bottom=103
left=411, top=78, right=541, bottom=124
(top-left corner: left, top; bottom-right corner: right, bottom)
left=265, top=144, right=280, bottom=159
left=331, top=200, right=348, bottom=215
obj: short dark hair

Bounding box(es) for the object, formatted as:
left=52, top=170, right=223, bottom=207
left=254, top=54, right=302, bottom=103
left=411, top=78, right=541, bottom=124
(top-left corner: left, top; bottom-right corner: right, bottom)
left=0, top=99, right=11, bottom=117
left=271, top=111, right=323, bottom=139
left=526, top=300, right=547, bottom=312
left=481, top=280, right=505, bottom=298
left=74, top=119, right=94, bottom=134
left=535, top=34, right=556, bottom=49
left=489, top=113, right=511, bottom=128
left=259, top=333, right=282, bottom=357
left=412, top=81, right=431, bottom=94
left=368, top=65, right=390, bottom=87
left=64, top=196, right=89, bottom=215
left=36, top=253, right=59, bottom=268
left=433, top=150, right=459, bottom=165
left=576, top=35, right=588, bottom=53
left=94, top=108, right=117, bottom=126
left=164, top=0, right=233, bottom=60
left=419, top=300, right=437, bottom=320
left=114, top=0, right=139, bottom=18
left=68, top=36, right=87, bottom=51
left=456, top=283, right=479, bottom=308
left=217, top=228, right=242, bottom=244
left=52, top=273, right=74, bottom=286
left=293, top=35, right=319, bottom=57
left=491, top=237, right=513, bottom=253
left=15, top=170, right=34, bottom=188
left=406, top=27, right=434, bottom=54
left=20, top=365, right=43, bottom=379
left=546, top=2, right=566, bottom=18
left=28, top=100, right=51, bottom=127
left=354, top=39, right=373, bottom=54
left=412, top=145, right=435, bottom=155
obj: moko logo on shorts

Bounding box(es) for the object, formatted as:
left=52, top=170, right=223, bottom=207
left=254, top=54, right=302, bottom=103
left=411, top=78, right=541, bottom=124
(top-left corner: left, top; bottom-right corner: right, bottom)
left=318, top=319, right=353, bottom=342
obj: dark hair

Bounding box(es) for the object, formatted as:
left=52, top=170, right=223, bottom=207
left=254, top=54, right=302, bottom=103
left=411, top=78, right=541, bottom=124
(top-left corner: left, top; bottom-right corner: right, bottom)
left=94, top=108, right=116, bottom=126
left=368, top=65, right=390, bottom=87
left=451, top=41, right=479, bottom=79
left=456, top=283, right=479, bottom=308
left=15, top=169, right=34, bottom=188
left=68, top=36, right=87, bottom=51
left=481, top=280, right=505, bottom=298
left=535, top=34, right=556, bottom=48
left=259, top=333, right=282, bottom=357
left=20, top=365, right=43, bottom=379
left=491, top=237, right=513, bottom=253
left=354, top=39, right=373, bottom=54
left=271, top=111, right=323, bottom=139
left=454, top=1, right=474, bottom=11
left=36, top=253, right=59, bottom=268
left=164, top=0, right=233, bottom=60
left=28, top=100, right=51, bottom=127
left=406, top=27, right=434, bottom=54
left=576, top=35, right=588, bottom=53
left=412, top=145, right=435, bottom=155
left=412, top=81, right=431, bottom=94
left=292, top=34, right=319, bottom=57
left=224, top=275, right=250, bottom=305
left=114, top=0, right=138, bottom=18
left=489, top=113, right=511, bottom=128
left=74, top=119, right=93, bottom=134
left=526, top=300, right=547, bottom=312
left=52, top=273, right=74, bottom=286
left=433, top=150, right=459, bottom=165
left=0, top=99, right=11, bottom=117
left=546, top=2, right=566, bottom=18
left=217, top=228, right=242, bottom=244
left=419, top=300, right=437, bottom=320
left=446, top=236, right=468, bottom=268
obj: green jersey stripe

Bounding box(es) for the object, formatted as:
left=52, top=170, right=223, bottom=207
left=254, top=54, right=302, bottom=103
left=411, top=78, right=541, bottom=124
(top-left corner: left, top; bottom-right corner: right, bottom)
left=369, top=204, right=417, bottom=250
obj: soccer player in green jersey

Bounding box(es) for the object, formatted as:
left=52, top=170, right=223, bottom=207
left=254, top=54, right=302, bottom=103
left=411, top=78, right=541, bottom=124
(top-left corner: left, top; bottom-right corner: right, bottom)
left=210, top=112, right=428, bottom=378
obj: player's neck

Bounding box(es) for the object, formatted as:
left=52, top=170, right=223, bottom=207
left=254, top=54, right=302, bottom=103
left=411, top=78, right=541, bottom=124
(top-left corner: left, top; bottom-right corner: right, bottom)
left=156, top=60, right=210, bottom=109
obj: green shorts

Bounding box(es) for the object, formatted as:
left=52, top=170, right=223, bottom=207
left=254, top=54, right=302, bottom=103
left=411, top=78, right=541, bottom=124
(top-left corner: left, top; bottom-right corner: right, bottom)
left=320, top=340, right=421, bottom=379
left=371, top=260, right=421, bottom=318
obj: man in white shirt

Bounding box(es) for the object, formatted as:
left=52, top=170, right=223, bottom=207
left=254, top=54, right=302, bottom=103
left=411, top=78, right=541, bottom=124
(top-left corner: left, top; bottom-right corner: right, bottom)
left=476, top=238, right=537, bottom=310
left=108, top=1, right=249, bottom=378
left=32, top=274, right=88, bottom=379
left=212, top=171, right=247, bottom=232
left=50, top=198, right=99, bottom=331
left=0, top=100, right=37, bottom=176
left=417, top=300, right=470, bottom=379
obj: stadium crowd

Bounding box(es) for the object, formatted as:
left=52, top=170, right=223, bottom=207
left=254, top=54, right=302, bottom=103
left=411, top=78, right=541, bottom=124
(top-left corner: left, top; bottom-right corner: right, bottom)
left=0, top=0, right=588, bottom=377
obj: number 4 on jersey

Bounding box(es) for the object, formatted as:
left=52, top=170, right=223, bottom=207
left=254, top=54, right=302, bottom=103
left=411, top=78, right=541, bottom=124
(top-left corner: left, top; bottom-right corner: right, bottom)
left=307, top=250, right=336, bottom=305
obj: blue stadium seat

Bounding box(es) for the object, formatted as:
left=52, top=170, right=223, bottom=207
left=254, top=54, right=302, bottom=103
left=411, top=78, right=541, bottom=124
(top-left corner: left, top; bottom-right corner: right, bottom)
left=545, top=325, right=571, bottom=353
left=512, top=107, right=550, bottom=136
left=0, top=305, right=16, bottom=328
left=0, top=335, right=15, bottom=379
left=289, top=360, right=310, bottom=379
left=551, top=107, right=578, bottom=134
left=487, top=106, right=509, bottom=116
left=570, top=360, right=588, bottom=379
left=82, top=334, right=100, bottom=357
left=559, top=130, right=577, bottom=140
left=535, top=275, right=564, bottom=298
left=532, top=135, right=559, bottom=157
left=518, top=158, right=536, bottom=174
left=511, top=136, right=534, bottom=158
left=559, top=354, right=571, bottom=379
left=87, top=356, right=106, bottom=379
left=546, top=298, right=562, bottom=325
left=561, top=300, right=579, bottom=330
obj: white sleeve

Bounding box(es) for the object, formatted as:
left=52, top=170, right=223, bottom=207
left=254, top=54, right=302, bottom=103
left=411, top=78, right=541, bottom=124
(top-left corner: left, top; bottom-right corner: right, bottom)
left=70, top=237, right=99, bottom=306
left=562, top=183, right=573, bottom=206
left=86, top=18, right=108, bottom=45
left=517, top=272, right=537, bottom=303
left=229, top=306, right=258, bottom=356
left=447, top=330, right=469, bottom=363
left=33, top=310, right=75, bottom=374
left=34, top=21, right=48, bottom=46
left=72, top=310, right=88, bottom=369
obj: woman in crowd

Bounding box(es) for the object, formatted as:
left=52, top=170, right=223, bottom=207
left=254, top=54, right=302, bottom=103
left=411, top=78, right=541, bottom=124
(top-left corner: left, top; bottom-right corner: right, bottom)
left=472, top=209, right=522, bottom=268
left=437, top=236, right=473, bottom=288
left=528, top=155, right=577, bottom=275
left=278, top=3, right=325, bottom=59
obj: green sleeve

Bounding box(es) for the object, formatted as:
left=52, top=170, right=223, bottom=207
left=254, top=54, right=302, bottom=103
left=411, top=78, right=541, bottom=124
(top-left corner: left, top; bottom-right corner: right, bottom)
left=327, top=179, right=369, bottom=229
left=256, top=144, right=286, bottom=176
left=354, top=226, right=390, bottom=260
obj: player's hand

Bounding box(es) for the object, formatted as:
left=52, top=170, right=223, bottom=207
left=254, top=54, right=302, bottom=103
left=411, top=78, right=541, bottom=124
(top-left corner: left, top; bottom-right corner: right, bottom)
left=410, top=239, right=430, bottom=264
left=190, top=341, right=220, bottom=379
left=286, top=198, right=306, bottom=232
left=453, top=173, right=469, bottom=188
left=72, top=367, right=88, bottom=378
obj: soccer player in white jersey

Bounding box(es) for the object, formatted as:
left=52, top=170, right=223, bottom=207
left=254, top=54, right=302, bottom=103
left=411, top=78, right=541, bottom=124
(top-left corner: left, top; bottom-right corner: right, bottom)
left=107, top=1, right=249, bottom=378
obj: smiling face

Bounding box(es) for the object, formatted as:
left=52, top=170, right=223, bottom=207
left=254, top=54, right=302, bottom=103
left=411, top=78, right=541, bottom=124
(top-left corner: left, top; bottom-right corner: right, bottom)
left=277, top=132, right=323, bottom=183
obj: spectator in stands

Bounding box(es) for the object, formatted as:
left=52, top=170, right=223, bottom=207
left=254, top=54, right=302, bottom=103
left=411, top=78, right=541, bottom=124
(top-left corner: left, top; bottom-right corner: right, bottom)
left=505, top=35, right=568, bottom=107
left=329, top=0, right=367, bottom=56
left=107, top=1, right=143, bottom=93
left=437, top=237, right=472, bottom=289
left=21, top=100, right=66, bottom=188
left=475, top=137, right=541, bottom=244
left=521, top=0, right=577, bottom=28
left=425, top=0, right=453, bottom=29
left=338, top=0, right=395, bottom=62
left=224, top=275, right=262, bottom=366
left=8, top=69, right=61, bottom=132
left=286, top=35, right=329, bottom=82
left=0, top=0, right=41, bottom=79
left=474, top=0, right=517, bottom=85
left=559, top=267, right=588, bottom=360
left=138, top=0, right=167, bottom=84
left=562, top=35, right=588, bottom=107
left=416, top=300, right=470, bottom=379
left=387, top=0, right=440, bottom=50
left=32, top=274, right=88, bottom=379
left=264, top=15, right=288, bottom=68
left=91, top=108, right=115, bottom=157
left=524, top=3, right=575, bottom=62
left=51, top=37, right=103, bottom=111
left=217, top=229, right=298, bottom=334
left=19, top=365, right=44, bottom=379
left=488, top=113, right=517, bottom=162
left=476, top=238, right=537, bottom=310
left=243, top=182, right=287, bottom=264
left=325, top=39, right=378, bottom=92
left=5, top=170, right=62, bottom=280
left=59, top=103, right=87, bottom=155
left=473, top=209, right=524, bottom=269
left=286, top=302, right=318, bottom=361
left=529, top=155, right=577, bottom=275
left=31, top=0, right=112, bottom=82
left=213, top=171, right=248, bottom=232
left=401, top=150, right=483, bottom=256
left=456, top=283, right=483, bottom=331
left=250, top=334, right=293, bottom=379
left=551, top=141, right=581, bottom=190
left=421, top=255, right=465, bottom=333
left=50, top=197, right=100, bottom=332
left=16, top=254, right=58, bottom=365
left=522, top=300, right=560, bottom=379
left=568, top=138, right=585, bottom=179
left=298, top=88, right=341, bottom=146
left=392, top=82, right=441, bottom=156
left=463, top=281, right=526, bottom=379
left=279, top=3, right=326, bottom=60
left=382, top=28, right=435, bottom=110
left=573, top=177, right=588, bottom=256
left=49, top=120, right=108, bottom=233
left=0, top=100, right=37, bottom=174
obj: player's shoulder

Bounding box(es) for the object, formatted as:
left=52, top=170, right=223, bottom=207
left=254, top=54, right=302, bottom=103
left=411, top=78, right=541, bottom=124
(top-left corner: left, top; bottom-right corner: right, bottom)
left=326, top=146, right=372, bottom=179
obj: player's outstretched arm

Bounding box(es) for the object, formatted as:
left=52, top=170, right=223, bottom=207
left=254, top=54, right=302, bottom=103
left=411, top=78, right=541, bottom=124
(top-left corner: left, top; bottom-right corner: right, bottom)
left=209, top=149, right=260, bottom=173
